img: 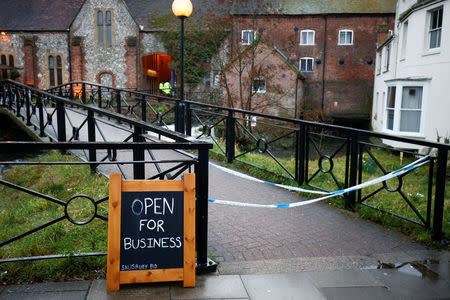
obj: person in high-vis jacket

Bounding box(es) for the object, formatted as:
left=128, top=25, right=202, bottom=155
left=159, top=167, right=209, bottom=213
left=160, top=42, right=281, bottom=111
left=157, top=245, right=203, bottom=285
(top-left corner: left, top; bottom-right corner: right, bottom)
left=159, top=81, right=172, bottom=95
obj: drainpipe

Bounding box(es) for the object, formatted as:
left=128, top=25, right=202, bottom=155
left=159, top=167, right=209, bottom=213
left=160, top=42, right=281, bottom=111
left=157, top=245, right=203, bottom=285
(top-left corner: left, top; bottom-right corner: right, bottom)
left=321, top=15, right=327, bottom=114
left=67, top=29, right=72, bottom=82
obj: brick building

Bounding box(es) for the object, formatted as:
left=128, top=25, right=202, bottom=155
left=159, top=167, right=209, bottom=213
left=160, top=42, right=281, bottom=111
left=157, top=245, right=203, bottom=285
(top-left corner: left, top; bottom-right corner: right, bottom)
left=228, top=0, right=396, bottom=122
left=0, top=0, right=395, bottom=123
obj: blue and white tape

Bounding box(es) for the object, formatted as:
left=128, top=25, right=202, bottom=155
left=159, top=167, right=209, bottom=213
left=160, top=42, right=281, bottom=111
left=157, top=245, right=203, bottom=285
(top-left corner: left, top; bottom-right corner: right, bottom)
left=208, top=156, right=429, bottom=208
left=209, top=162, right=330, bottom=195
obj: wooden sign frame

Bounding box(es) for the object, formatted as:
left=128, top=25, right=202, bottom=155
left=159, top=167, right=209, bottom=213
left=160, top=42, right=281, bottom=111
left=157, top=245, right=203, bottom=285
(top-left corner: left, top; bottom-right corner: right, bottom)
left=107, top=173, right=195, bottom=291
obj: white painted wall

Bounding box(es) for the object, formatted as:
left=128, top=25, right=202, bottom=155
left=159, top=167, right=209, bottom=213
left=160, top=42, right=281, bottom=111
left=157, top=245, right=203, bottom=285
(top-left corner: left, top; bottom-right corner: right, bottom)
left=372, top=0, right=450, bottom=150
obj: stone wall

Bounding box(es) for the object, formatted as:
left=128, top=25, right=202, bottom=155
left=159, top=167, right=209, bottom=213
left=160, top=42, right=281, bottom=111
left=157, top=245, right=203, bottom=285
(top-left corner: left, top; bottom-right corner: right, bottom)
left=71, top=0, right=138, bottom=88
left=0, top=32, right=69, bottom=89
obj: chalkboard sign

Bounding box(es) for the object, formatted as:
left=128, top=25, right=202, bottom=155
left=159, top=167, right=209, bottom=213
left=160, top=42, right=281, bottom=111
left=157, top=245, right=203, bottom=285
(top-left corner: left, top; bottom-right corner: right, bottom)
left=107, top=173, right=195, bottom=291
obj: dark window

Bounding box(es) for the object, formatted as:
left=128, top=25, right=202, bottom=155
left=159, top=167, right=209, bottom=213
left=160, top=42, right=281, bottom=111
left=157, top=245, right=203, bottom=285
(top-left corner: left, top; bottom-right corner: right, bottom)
left=429, top=7, right=443, bottom=49
left=97, top=10, right=112, bottom=45
left=97, top=11, right=104, bottom=45
left=8, top=55, right=14, bottom=67
left=48, top=55, right=63, bottom=87
left=1, top=55, right=6, bottom=79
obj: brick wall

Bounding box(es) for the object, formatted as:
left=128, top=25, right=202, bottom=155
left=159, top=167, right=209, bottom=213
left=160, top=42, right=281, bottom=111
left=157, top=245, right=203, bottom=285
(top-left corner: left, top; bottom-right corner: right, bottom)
left=231, top=14, right=395, bottom=117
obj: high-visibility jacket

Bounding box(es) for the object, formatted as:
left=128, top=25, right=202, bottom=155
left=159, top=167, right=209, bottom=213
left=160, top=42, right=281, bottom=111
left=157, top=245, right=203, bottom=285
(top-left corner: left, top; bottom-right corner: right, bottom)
left=160, top=82, right=171, bottom=95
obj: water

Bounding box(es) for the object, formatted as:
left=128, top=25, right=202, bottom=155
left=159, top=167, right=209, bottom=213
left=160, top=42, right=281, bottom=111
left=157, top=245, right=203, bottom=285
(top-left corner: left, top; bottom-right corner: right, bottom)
left=0, top=111, right=40, bottom=170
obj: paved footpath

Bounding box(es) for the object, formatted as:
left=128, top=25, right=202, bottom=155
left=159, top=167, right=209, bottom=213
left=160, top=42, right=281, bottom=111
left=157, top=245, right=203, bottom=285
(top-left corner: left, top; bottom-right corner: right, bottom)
left=1, top=254, right=449, bottom=299
left=20, top=108, right=443, bottom=274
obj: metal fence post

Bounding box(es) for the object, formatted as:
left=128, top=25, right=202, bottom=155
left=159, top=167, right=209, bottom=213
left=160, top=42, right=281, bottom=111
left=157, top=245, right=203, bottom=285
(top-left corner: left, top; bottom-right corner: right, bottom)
left=8, top=86, right=13, bottom=110
left=346, top=133, right=358, bottom=211
left=297, top=123, right=306, bottom=185
left=69, top=83, right=74, bottom=101
left=56, top=99, right=66, bottom=142
left=116, top=90, right=121, bottom=115
left=141, top=95, right=146, bottom=122
left=37, top=94, right=45, bottom=137
left=81, top=83, right=86, bottom=104
left=132, top=126, right=145, bottom=179
left=432, top=147, right=448, bottom=241
left=226, top=110, right=235, bottom=164
left=185, top=102, right=192, bottom=136
left=15, top=89, right=20, bottom=117
left=87, top=110, right=97, bottom=172
left=98, top=86, right=102, bottom=109
left=25, top=89, right=32, bottom=126
left=175, top=100, right=185, bottom=134
left=196, top=148, right=216, bottom=273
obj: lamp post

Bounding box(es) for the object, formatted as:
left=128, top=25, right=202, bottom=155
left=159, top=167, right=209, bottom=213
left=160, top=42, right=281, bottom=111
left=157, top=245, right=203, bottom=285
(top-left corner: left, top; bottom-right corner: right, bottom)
left=172, top=0, right=192, bottom=134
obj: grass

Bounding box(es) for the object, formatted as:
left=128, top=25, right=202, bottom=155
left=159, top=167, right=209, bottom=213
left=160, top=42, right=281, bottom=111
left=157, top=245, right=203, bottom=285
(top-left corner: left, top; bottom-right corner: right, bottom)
left=0, top=151, right=109, bottom=284
left=209, top=138, right=449, bottom=247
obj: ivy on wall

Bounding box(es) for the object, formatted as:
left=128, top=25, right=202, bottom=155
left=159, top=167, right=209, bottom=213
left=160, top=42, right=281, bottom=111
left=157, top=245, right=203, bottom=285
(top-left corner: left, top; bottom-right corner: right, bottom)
left=149, top=14, right=229, bottom=84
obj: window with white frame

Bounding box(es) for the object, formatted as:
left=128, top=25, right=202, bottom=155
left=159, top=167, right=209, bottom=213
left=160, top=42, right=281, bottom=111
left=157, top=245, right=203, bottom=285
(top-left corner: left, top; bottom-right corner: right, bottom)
left=300, top=57, right=314, bottom=72
left=338, top=29, right=353, bottom=45
left=300, top=30, right=315, bottom=45
left=401, top=21, right=408, bottom=59
left=252, top=78, right=266, bottom=93
left=428, top=7, right=443, bottom=49
left=385, top=85, right=424, bottom=134
left=376, top=51, right=382, bottom=75
left=241, top=30, right=255, bottom=45
left=386, top=86, right=396, bottom=130
left=383, top=43, right=390, bottom=72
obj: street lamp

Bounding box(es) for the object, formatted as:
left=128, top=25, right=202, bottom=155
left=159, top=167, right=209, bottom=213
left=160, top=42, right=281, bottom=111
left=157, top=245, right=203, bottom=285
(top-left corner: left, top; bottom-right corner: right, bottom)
left=172, top=0, right=193, bottom=134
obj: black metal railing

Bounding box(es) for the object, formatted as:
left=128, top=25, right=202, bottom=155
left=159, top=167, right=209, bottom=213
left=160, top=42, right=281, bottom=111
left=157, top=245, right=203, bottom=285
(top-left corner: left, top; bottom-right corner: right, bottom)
left=0, top=81, right=215, bottom=271
left=6, top=80, right=450, bottom=241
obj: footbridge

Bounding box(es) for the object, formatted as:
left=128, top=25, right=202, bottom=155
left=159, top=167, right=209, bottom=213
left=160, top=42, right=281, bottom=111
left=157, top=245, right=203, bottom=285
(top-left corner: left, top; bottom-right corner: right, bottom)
left=0, top=80, right=448, bottom=273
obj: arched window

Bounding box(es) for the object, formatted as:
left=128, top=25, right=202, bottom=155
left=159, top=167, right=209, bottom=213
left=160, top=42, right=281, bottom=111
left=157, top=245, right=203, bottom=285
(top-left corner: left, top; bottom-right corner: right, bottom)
left=48, top=54, right=64, bottom=87
left=8, top=55, right=14, bottom=67
left=97, top=10, right=113, bottom=45
left=1, top=55, right=6, bottom=79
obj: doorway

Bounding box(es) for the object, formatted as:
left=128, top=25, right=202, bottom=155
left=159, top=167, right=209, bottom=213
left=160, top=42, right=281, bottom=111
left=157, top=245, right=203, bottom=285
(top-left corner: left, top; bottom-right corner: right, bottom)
left=142, top=54, right=173, bottom=93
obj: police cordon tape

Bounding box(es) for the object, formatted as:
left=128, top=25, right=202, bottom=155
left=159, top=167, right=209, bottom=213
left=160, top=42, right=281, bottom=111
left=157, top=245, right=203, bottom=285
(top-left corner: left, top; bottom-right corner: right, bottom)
left=209, top=162, right=330, bottom=195
left=207, top=156, right=430, bottom=208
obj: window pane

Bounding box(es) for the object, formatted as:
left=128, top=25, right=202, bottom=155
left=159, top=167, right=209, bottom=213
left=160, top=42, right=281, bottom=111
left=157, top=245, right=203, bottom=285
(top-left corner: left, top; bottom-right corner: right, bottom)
left=431, top=10, right=439, bottom=29
left=97, top=11, right=103, bottom=25
left=49, top=69, right=55, bottom=87
left=106, top=25, right=112, bottom=44
left=387, top=87, right=396, bottom=108
left=248, top=31, right=254, bottom=43
left=401, top=87, right=422, bottom=109
left=48, top=55, right=54, bottom=68
left=57, top=69, right=62, bottom=85
left=437, top=8, right=443, bottom=27
left=1, top=55, right=6, bottom=65
left=400, top=111, right=421, bottom=132
left=307, top=59, right=313, bottom=71
left=308, top=32, right=314, bottom=44
left=339, top=31, right=345, bottom=44
left=387, top=109, right=394, bottom=130
left=347, top=32, right=352, bottom=44
left=301, top=32, right=307, bottom=44
left=8, top=55, right=14, bottom=67
left=105, top=11, right=111, bottom=25
left=56, top=55, right=62, bottom=68
left=98, top=25, right=104, bottom=44
left=213, top=71, right=219, bottom=88
left=430, top=29, right=441, bottom=48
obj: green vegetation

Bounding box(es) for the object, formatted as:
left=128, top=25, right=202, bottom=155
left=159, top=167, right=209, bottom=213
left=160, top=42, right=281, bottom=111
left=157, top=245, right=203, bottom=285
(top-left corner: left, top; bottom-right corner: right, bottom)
left=210, top=140, right=449, bottom=246
left=0, top=151, right=109, bottom=284
left=149, top=13, right=229, bottom=85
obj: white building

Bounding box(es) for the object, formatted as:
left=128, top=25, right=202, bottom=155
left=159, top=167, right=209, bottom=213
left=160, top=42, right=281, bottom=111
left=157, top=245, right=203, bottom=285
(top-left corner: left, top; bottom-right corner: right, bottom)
left=372, top=0, right=449, bottom=150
